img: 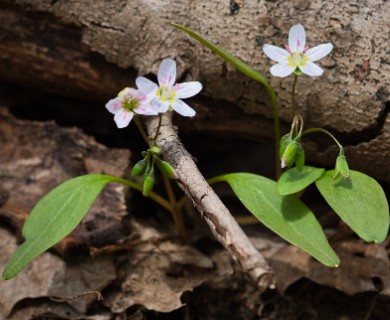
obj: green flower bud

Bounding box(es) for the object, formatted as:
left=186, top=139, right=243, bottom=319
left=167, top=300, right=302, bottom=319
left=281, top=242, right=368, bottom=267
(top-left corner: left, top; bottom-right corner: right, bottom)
left=149, top=145, right=161, bottom=155
left=142, top=175, right=155, bottom=196
left=154, top=156, right=177, bottom=179
left=279, top=134, right=292, bottom=158
left=142, top=161, right=155, bottom=196
left=281, top=140, right=299, bottom=168
left=333, top=155, right=350, bottom=180
left=131, top=158, right=147, bottom=177
left=294, top=144, right=305, bottom=171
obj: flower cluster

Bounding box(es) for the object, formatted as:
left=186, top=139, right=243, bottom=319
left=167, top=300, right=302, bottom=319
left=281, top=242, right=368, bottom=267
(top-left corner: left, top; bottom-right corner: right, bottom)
left=106, top=58, right=202, bottom=128
left=263, top=24, right=333, bottom=77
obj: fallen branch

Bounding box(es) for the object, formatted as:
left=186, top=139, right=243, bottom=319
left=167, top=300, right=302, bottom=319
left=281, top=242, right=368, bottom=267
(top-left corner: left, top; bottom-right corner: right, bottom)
left=145, top=114, right=275, bottom=291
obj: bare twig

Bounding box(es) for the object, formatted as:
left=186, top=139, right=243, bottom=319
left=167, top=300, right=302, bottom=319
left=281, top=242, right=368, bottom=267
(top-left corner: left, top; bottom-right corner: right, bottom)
left=145, top=114, right=275, bottom=291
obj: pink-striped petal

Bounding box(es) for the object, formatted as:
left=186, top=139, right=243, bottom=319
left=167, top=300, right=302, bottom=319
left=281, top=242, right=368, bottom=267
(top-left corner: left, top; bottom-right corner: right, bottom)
left=171, top=99, right=196, bottom=117
left=300, top=62, right=324, bottom=76
left=305, top=43, right=333, bottom=62
left=114, top=109, right=134, bottom=128
left=135, top=102, right=159, bottom=116
left=174, top=82, right=202, bottom=99
left=151, top=98, right=170, bottom=113
left=270, top=63, right=295, bottom=77
left=136, top=76, right=158, bottom=96
left=158, top=58, right=176, bottom=87
left=106, top=97, right=122, bottom=114
left=263, top=44, right=290, bottom=63
left=289, top=24, right=306, bottom=53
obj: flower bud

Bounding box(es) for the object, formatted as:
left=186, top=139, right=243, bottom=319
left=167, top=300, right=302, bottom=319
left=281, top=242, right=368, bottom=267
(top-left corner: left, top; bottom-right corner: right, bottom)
left=281, top=140, right=299, bottom=168
left=142, top=163, right=155, bottom=196
left=131, top=158, right=147, bottom=177
left=154, top=156, right=177, bottom=179
left=149, top=146, right=161, bottom=155
left=279, top=134, right=291, bottom=158
left=333, top=155, right=350, bottom=180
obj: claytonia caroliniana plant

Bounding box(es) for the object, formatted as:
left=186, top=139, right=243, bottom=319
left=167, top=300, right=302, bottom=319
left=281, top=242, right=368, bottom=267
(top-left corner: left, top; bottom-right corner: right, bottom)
left=2, top=23, right=389, bottom=282
left=263, top=24, right=333, bottom=77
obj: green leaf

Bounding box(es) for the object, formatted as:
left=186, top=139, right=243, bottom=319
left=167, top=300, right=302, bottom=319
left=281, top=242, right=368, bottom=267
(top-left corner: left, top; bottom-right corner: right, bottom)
left=2, top=174, right=120, bottom=279
left=172, top=23, right=277, bottom=109
left=278, top=166, right=325, bottom=195
left=316, top=170, right=389, bottom=243
left=210, top=173, right=340, bottom=267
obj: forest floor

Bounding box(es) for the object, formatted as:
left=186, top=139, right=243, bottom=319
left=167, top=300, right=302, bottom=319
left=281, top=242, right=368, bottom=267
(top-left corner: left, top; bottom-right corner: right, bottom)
left=1, top=82, right=390, bottom=320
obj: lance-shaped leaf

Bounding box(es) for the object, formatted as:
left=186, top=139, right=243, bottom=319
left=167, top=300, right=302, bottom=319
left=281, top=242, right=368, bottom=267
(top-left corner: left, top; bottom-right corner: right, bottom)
left=316, top=170, right=389, bottom=243
left=277, top=166, right=325, bottom=195
left=209, top=173, right=340, bottom=267
left=3, top=174, right=122, bottom=279
left=172, top=23, right=277, bottom=109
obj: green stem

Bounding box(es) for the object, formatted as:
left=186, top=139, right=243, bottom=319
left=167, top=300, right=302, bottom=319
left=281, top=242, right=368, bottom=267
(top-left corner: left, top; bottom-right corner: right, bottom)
left=302, top=127, right=344, bottom=152
left=133, top=116, right=150, bottom=145
left=153, top=114, right=163, bottom=143
left=176, top=194, right=189, bottom=211
left=108, top=177, right=172, bottom=212
left=162, top=172, right=187, bottom=241
left=291, top=74, right=298, bottom=120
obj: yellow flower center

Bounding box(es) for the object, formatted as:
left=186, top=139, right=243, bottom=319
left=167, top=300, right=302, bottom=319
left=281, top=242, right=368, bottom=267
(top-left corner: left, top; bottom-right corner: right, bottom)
left=156, top=86, right=176, bottom=103
left=122, top=97, right=139, bottom=112
left=287, top=52, right=309, bottom=68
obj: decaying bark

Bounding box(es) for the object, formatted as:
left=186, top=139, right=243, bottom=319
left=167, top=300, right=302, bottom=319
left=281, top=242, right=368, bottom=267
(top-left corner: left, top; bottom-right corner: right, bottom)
left=0, top=0, right=389, bottom=182
left=0, top=107, right=130, bottom=253
left=146, top=114, right=276, bottom=291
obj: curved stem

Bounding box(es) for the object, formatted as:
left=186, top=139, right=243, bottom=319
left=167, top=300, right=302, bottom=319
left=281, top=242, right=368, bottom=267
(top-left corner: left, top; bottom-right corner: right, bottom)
left=176, top=194, right=189, bottom=211
left=302, top=127, right=344, bottom=152
left=108, top=177, right=172, bottom=212
left=291, top=74, right=298, bottom=120
left=162, top=172, right=187, bottom=241
left=133, top=116, right=150, bottom=145
left=153, top=114, right=163, bottom=143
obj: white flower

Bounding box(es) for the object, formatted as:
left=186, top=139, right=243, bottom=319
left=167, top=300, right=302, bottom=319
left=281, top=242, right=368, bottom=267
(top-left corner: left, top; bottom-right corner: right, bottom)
left=136, top=58, right=202, bottom=117
left=263, top=24, right=333, bottom=77
left=106, top=87, right=158, bottom=129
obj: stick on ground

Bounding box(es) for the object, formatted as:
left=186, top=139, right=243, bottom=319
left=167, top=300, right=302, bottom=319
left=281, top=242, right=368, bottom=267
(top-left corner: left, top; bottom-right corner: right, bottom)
left=145, top=114, right=275, bottom=291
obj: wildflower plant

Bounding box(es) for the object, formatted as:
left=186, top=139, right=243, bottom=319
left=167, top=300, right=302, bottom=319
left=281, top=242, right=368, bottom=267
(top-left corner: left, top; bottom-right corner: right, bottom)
left=2, top=23, right=389, bottom=280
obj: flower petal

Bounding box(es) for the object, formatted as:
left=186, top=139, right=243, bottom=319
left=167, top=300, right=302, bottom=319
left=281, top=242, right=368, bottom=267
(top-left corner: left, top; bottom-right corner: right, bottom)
left=270, top=63, right=295, bottom=77
left=289, top=24, right=306, bottom=53
left=174, top=81, right=202, bottom=99
left=171, top=99, right=196, bottom=117
left=151, top=98, right=170, bottom=113
left=136, top=76, right=159, bottom=95
left=158, top=58, right=176, bottom=87
left=106, top=98, right=122, bottom=114
left=134, top=102, right=159, bottom=116
left=114, top=109, right=134, bottom=128
left=263, top=44, right=290, bottom=63
left=305, top=43, right=333, bottom=62
left=300, top=62, right=324, bottom=76
left=118, top=87, right=132, bottom=97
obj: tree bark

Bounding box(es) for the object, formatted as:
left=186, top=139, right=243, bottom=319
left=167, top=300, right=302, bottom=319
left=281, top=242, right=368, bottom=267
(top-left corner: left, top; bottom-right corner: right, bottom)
left=0, top=0, right=389, bottom=181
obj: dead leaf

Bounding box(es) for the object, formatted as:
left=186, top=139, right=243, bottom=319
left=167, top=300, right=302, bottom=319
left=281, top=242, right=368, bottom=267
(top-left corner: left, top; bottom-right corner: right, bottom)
left=0, top=225, right=117, bottom=317
left=252, top=233, right=390, bottom=296
left=103, top=220, right=233, bottom=313
left=0, top=107, right=130, bottom=254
